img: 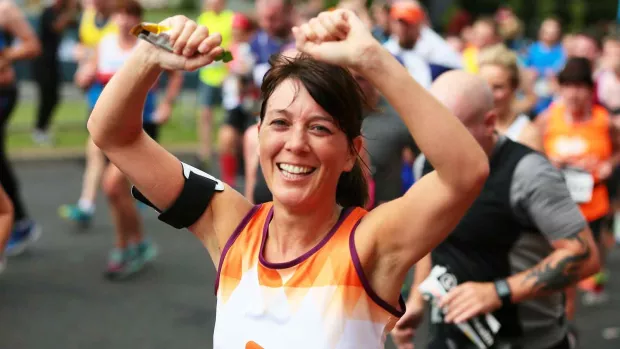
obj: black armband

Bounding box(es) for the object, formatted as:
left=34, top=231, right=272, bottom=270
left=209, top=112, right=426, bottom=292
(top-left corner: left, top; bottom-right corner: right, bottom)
left=131, top=162, right=225, bottom=229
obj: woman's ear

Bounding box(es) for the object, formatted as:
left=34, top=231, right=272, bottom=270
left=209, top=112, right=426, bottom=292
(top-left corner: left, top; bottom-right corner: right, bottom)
left=346, top=136, right=364, bottom=171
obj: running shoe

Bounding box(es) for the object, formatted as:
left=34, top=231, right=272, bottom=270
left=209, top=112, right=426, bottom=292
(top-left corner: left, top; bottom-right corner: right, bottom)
left=58, top=204, right=93, bottom=226
left=31, top=129, right=54, bottom=147
left=104, top=241, right=157, bottom=281
left=104, top=247, right=138, bottom=280
left=133, top=240, right=158, bottom=269
left=5, top=220, right=42, bottom=257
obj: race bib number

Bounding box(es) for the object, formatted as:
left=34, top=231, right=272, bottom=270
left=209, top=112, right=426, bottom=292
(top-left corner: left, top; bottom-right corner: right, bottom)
left=563, top=169, right=594, bottom=203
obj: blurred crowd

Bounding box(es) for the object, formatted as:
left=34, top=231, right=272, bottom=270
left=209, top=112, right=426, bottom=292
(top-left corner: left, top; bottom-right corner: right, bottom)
left=1, top=0, right=619, bottom=347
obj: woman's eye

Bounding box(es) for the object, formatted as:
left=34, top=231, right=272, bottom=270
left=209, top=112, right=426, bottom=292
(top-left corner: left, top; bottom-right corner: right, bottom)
left=311, top=125, right=332, bottom=134
left=270, top=119, right=288, bottom=127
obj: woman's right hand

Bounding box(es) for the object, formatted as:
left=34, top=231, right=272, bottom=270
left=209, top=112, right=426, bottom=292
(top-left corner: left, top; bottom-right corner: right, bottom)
left=74, top=60, right=96, bottom=89
left=141, top=16, right=225, bottom=72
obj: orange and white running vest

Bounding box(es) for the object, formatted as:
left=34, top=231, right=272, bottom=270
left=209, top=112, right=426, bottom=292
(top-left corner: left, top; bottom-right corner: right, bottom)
left=543, top=102, right=612, bottom=221
left=213, top=203, right=405, bottom=348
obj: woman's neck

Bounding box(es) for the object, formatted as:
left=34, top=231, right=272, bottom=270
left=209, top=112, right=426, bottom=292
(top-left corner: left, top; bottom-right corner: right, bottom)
left=495, top=106, right=518, bottom=132
left=266, top=200, right=342, bottom=263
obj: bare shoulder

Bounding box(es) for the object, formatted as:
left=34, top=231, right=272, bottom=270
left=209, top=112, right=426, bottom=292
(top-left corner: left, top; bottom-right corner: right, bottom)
left=520, top=121, right=543, bottom=152
left=0, top=1, right=27, bottom=29
left=0, top=1, right=19, bottom=20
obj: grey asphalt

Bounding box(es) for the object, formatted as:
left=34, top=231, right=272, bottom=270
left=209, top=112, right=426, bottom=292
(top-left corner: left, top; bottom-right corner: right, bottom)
left=1, top=159, right=619, bottom=349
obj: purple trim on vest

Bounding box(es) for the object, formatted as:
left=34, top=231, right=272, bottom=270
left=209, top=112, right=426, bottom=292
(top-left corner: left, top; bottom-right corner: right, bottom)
left=214, top=205, right=261, bottom=295
left=349, top=219, right=407, bottom=318
left=258, top=206, right=353, bottom=269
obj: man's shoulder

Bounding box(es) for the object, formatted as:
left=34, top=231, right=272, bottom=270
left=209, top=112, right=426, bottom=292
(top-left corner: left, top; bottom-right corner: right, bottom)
left=512, top=151, right=561, bottom=186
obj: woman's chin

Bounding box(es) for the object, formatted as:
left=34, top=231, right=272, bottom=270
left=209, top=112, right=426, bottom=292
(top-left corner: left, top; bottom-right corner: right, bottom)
left=272, top=188, right=313, bottom=209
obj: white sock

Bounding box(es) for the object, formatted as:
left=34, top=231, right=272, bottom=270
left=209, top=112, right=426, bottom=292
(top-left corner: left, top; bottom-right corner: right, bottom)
left=78, top=199, right=95, bottom=214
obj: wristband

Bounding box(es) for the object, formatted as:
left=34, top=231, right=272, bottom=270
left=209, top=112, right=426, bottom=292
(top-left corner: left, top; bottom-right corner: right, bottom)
left=494, top=279, right=512, bottom=306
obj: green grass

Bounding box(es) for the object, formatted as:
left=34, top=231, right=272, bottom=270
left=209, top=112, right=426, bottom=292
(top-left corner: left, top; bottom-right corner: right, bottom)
left=7, top=8, right=213, bottom=154
left=144, top=9, right=201, bottom=23
left=7, top=97, right=222, bottom=152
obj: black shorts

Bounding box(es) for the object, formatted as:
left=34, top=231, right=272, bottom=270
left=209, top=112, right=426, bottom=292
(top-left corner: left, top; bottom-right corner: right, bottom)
left=606, top=166, right=620, bottom=201
left=224, top=106, right=256, bottom=133
left=588, top=217, right=608, bottom=241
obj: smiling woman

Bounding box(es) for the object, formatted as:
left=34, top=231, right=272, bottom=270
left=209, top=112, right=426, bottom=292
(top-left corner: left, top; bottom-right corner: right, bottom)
left=258, top=54, right=369, bottom=209
left=86, top=9, right=489, bottom=349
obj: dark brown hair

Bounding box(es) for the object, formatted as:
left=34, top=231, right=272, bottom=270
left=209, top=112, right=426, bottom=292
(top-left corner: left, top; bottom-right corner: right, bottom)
left=114, top=0, right=143, bottom=18
left=259, top=53, right=369, bottom=208
left=558, top=57, right=594, bottom=88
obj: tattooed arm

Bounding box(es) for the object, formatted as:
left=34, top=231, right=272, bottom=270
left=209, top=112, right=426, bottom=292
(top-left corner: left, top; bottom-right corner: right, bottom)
left=439, top=229, right=599, bottom=324
left=507, top=153, right=601, bottom=302
left=440, top=153, right=600, bottom=324
left=507, top=229, right=599, bottom=303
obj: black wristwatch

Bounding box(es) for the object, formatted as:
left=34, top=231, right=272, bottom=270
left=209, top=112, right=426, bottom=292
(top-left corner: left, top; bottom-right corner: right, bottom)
left=494, top=279, right=512, bottom=307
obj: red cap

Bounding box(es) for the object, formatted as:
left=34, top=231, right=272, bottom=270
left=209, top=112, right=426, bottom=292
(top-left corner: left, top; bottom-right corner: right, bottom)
left=232, top=13, right=251, bottom=30
left=390, top=2, right=424, bottom=25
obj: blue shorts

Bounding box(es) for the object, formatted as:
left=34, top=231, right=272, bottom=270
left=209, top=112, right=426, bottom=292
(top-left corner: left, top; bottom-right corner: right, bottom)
left=143, top=91, right=157, bottom=124
left=86, top=82, right=104, bottom=111
left=198, top=82, right=222, bottom=108
left=86, top=82, right=157, bottom=124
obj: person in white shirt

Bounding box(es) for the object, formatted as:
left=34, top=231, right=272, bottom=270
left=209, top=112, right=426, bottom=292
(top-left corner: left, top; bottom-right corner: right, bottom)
left=383, top=1, right=462, bottom=88
left=478, top=44, right=542, bottom=151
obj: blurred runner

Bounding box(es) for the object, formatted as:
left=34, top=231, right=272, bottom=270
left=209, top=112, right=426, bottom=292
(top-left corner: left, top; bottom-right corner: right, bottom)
left=58, top=0, right=117, bottom=226
left=74, top=0, right=182, bottom=279
left=196, top=0, right=234, bottom=169
left=394, top=70, right=599, bottom=349
left=0, top=0, right=42, bottom=257
left=32, top=0, right=79, bottom=146
left=539, top=57, right=619, bottom=307
left=479, top=44, right=541, bottom=150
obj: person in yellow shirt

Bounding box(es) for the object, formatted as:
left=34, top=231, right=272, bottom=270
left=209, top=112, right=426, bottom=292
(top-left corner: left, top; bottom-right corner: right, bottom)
left=196, top=0, right=234, bottom=168
left=59, top=0, right=117, bottom=225
left=462, top=16, right=502, bottom=74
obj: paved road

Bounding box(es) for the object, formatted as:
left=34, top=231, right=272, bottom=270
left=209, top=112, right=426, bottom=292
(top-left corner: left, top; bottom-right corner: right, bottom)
left=1, top=160, right=619, bottom=349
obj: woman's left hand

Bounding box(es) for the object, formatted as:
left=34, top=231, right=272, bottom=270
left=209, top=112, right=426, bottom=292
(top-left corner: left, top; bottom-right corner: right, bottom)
left=292, top=9, right=380, bottom=71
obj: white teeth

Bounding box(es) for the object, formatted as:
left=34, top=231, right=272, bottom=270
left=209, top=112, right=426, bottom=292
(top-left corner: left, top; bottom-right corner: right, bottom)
left=279, top=163, right=313, bottom=174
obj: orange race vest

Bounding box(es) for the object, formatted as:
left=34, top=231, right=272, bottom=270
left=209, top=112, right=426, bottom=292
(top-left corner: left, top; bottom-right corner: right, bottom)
left=543, top=102, right=612, bottom=221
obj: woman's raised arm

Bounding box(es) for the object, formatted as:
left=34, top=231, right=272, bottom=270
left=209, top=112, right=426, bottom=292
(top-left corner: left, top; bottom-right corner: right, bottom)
left=87, top=16, right=252, bottom=264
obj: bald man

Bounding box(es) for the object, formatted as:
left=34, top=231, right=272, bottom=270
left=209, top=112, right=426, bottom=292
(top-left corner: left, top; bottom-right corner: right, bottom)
left=392, top=71, right=599, bottom=349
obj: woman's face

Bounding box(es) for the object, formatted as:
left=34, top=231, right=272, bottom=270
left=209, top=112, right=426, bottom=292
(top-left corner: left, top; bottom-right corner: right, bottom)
left=479, top=64, right=515, bottom=114
left=560, top=84, right=592, bottom=114
left=113, top=13, right=140, bottom=36
left=258, top=79, right=358, bottom=209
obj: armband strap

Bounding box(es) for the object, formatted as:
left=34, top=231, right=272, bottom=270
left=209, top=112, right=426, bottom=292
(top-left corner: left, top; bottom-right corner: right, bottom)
left=131, top=162, right=224, bottom=229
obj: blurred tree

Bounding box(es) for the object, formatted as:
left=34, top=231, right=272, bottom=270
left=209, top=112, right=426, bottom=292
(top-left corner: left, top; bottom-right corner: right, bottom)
left=179, top=0, right=199, bottom=11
